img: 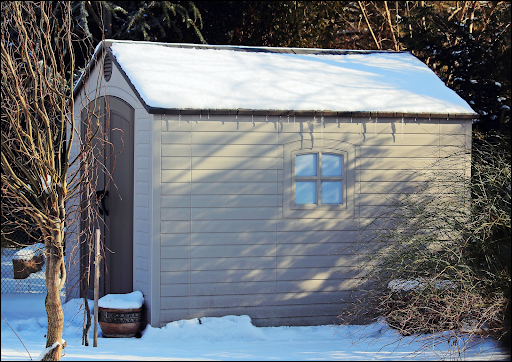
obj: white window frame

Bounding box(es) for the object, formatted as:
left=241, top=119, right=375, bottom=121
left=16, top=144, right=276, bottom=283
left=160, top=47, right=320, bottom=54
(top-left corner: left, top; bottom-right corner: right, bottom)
left=283, top=139, right=356, bottom=219
left=293, top=151, right=345, bottom=206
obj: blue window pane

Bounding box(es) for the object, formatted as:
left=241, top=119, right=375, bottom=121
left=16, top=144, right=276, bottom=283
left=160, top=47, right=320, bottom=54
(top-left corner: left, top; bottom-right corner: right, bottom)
left=296, top=154, right=317, bottom=176
left=321, top=154, right=342, bottom=176
left=321, top=181, right=342, bottom=204
left=296, top=181, right=317, bottom=204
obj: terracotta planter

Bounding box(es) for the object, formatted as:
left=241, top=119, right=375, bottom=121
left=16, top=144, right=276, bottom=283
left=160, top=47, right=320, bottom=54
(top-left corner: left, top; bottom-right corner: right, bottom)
left=12, top=254, right=45, bottom=279
left=98, top=306, right=143, bottom=338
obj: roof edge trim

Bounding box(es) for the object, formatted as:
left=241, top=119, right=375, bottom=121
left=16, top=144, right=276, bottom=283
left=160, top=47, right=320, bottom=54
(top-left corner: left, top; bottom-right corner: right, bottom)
left=147, top=108, right=477, bottom=120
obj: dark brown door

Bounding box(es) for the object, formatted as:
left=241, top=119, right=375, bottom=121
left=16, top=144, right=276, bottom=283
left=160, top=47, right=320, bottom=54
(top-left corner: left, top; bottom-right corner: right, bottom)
left=81, top=96, right=134, bottom=297
left=104, top=96, right=134, bottom=295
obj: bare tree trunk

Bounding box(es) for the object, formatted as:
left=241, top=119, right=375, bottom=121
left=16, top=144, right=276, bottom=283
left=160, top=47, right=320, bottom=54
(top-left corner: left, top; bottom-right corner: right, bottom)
left=42, top=218, right=66, bottom=360
left=384, top=1, right=399, bottom=51
left=359, top=1, right=380, bottom=49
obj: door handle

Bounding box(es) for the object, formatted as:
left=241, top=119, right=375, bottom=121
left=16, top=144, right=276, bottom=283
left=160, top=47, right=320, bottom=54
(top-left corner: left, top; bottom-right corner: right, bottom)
left=96, top=189, right=109, bottom=216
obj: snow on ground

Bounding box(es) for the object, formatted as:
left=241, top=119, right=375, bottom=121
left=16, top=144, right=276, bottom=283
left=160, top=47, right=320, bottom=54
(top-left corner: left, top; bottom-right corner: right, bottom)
left=1, top=292, right=509, bottom=361
left=1, top=251, right=509, bottom=361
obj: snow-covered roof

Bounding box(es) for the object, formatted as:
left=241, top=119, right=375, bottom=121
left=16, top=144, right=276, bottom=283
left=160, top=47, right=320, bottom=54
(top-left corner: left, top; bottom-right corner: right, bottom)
left=83, top=40, right=477, bottom=117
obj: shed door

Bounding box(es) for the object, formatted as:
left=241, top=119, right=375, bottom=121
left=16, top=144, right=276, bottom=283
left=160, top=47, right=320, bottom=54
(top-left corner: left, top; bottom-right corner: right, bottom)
left=81, top=96, right=134, bottom=297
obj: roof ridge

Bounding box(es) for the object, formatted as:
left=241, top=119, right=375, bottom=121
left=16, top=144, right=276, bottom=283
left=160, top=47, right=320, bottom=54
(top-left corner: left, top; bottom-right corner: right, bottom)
left=103, top=39, right=407, bottom=55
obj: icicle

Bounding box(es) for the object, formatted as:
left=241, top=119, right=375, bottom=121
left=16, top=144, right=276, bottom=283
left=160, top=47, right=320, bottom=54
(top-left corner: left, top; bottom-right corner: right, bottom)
left=401, top=116, right=404, bottom=140
left=321, top=115, right=324, bottom=146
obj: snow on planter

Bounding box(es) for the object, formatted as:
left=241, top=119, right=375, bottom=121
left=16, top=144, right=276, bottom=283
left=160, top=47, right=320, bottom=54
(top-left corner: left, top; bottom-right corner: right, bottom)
left=98, top=290, right=144, bottom=309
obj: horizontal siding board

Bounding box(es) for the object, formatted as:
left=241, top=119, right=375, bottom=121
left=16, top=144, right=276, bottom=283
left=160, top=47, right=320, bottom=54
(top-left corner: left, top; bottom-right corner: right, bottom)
left=274, top=291, right=351, bottom=306
left=162, top=132, right=191, bottom=144
left=359, top=145, right=464, bottom=158
left=161, top=258, right=190, bottom=272
left=191, top=269, right=275, bottom=283
left=161, top=221, right=190, bottom=234
left=276, top=243, right=343, bottom=257
left=276, top=279, right=365, bottom=293
left=191, top=195, right=281, bottom=208
left=192, top=132, right=278, bottom=145
left=191, top=120, right=277, bottom=132
left=277, top=231, right=359, bottom=244
left=161, top=208, right=190, bottom=221
left=360, top=181, right=428, bottom=194
left=191, top=182, right=281, bottom=195
left=277, top=255, right=365, bottom=269
left=360, top=169, right=455, bottom=182
left=191, top=157, right=282, bottom=170
left=191, top=232, right=276, bottom=245
left=160, top=296, right=189, bottom=309
left=190, top=281, right=275, bottom=296
left=362, top=120, right=440, bottom=134
left=279, top=121, right=362, bottom=134
left=358, top=134, right=465, bottom=146
left=160, top=119, right=192, bottom=132
left=161, top=195, right=191, bottom=208
left=277, top=266, right=368, bottom=281
left=191, top=245, right=275, bottom=258
left=161, top=144, right=191, bottom=157
left=191, top=207, right=277, bottom=220
left=161, top=284, right=189, bottom=297
left=161, top=271, right=190, bottom=284
left=192, top=144, right=279, bottom=157
left=161, top=233, right=189, bottom=247
left=159, top=309, right=190, bottom=324
left=277, top=219, right=358, bottom=232
left=190, top=257, right=276, bottom=271
left=161, top=246, right=190, bottom=259
left=188, top=294, right=275, bottom=309
left=161, top=182, right=190, bottom=195
left=161, top=170, right=191, bottom=182
left=191, top=220, right=276, bottom=233
left=192, top=169, right=282, bottom=182
left=160, top=157, right=190, bottom=169
left=358, top=157, right=467, bottom=170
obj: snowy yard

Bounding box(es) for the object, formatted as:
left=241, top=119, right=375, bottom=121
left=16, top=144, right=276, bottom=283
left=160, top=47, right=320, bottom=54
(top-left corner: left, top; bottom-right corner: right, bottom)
left=1, top=250, right=509, bottom=361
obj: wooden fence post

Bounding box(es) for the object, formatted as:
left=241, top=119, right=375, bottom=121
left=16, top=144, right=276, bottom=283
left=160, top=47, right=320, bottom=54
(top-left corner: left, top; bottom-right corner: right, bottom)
left=93, top=228, right=101, bottom=347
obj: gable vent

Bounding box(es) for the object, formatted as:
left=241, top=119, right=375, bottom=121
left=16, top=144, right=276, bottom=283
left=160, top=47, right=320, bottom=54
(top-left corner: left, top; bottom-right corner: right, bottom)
left=103, top=53, right=112, bottom=82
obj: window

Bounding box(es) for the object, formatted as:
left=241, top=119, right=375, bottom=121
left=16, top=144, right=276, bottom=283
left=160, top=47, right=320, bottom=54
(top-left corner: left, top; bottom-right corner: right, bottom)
left=283, top=139, right=355, bottom=219
left=294, top=153, right=343, bottom=205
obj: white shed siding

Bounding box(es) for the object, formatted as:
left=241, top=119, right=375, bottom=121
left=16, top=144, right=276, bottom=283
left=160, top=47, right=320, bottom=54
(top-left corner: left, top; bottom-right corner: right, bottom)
left=156, top=114, right=471, bottom=327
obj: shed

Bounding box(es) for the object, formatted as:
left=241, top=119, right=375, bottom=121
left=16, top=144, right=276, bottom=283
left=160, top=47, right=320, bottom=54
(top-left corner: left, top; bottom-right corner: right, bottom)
left=68, top=39, right=477, bottom=327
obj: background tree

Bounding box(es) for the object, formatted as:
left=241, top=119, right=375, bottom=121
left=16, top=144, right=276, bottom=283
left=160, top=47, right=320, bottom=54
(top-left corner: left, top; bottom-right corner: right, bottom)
left=1, top=2, right=108, bottom=359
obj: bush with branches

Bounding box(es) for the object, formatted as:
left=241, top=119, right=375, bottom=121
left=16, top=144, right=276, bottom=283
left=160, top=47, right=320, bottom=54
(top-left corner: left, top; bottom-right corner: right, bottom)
left=338, top=131, right=510, bottom=357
